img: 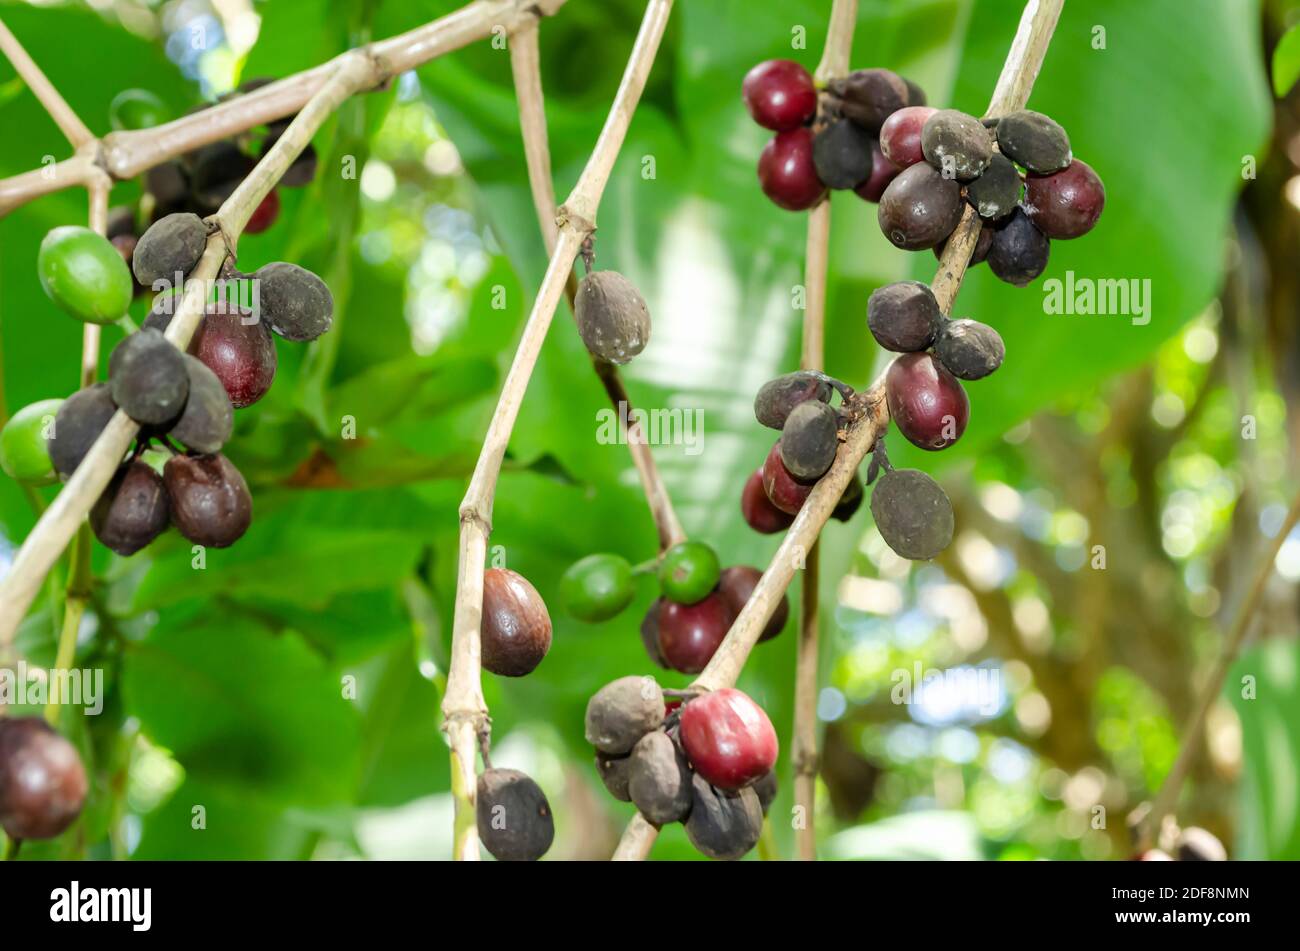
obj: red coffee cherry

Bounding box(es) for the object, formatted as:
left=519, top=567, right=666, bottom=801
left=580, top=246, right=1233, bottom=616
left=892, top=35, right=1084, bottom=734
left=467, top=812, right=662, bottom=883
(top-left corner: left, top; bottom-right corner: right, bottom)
left=879, top=106, right=937, bottom=168
left=885, top=352, right=970, bottom=451
left=741, top=468, right=794, bottom=534
left=761, top=440, right=813, bottom=515
left=758, top=128, right=826, bottom=211
left=742, top=59, right=817, bottom=131
left=853, top=139, right=901, bottom=203
left=657, top=593, right=735, bottom=674
left=1024, top=158, right=1105, bottom=239
left=679, top=688, right=779, bottom=791
left=243, top=189, right=281, bottom=235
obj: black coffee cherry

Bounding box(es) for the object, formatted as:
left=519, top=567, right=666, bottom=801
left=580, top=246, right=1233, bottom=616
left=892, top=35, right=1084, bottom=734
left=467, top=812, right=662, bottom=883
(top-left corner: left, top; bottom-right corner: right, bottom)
left=584, top=675, right=664, bottom=755
left=0, top=718, right=88, bottom=841
left=163, top=452, right=252, bottom=548
left=934, top=224, right=995, bottom=266
left=754, top=370, right=832, bottom=430
left=717, top=565, right=788, bottom=643
left=867, top=280, right=941, bottom=352
left=170, top=354, right=234, bottom=454
left=596, top=752, right=633, bottom=802
left=254, top=262, right=334, bottom=342
left=996, top=109, right=1071, bottom=174
left=628, top=731, right=693, bottom=826
left=870, top=467, right=954, bottom=560
left=885, top=352, right=970, bottom=451
left=48, top=382, right=117, bottom=479
left=903, top=78, right=927, bottom=107
left=640, top=599, right=671, bottom=669
left=987, top=208, right=1050, bottom=286
left=921, top=109, right=993, bottom=181
left=827, top=68, right=908, bottom=133
left=481, top=568, right=552, bottom=677
left=934, top=318, right=1005, bottom=381
left=189, top=141, right=256, bottom=213
left=1175, top=826, right=1227, bottom=862
left=108, top=328, right=190, bottom=426
left=833, top=472, right=864, bottom=522
left=193, top=302, right=278, bottom=408
left=780, top=399, right=839, bottom=481
left=90, top=459, right=170, bottom=556
left=878, top=163, right=963, bottom=250
left=476, top=768, right=554, bottom=862
left=812, top=119, right=874, bottom=190
left=752, top=770, right=778, bottom=816
left=965, top=153, right=1021, bottom=220
left=1023, top=159, right=1105, bottom=239
left=684, top=773, right=764, bottom=861
left=141, top=293, right=179, bottom=334
left=132, top=213, right=207, bottom=289
left=574, top=270, right=651, bottom=365
left=144, top=161, right=191, bottom=213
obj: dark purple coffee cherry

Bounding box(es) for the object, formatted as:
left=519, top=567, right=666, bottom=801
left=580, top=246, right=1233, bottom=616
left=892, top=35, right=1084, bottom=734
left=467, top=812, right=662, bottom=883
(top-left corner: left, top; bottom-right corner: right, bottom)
left=1023, top=159, right=1105, bottom=239
left=47, top=382, right=117, bottom=479
left=476, top=768, right=554, bottom=861
left=934, top=318, right=1005, bottom=381
left=254, top=262, right=334, bottom=342
left=481, top=568, right=552, bottom=677
left=867, top=280, right=941, bottom=352
left=762, top=440, right=813, bottom=515
left=574, top=270, right=651, bottom=365
left=0, top=718, right=88, bottom=841
left=754, top=370, right=832, bottom=430
left=996, top=109, right=1071, bottom=174
left=934, top=225, right=994, bottom=266
left=903, top=78, right=927, bottom=107
left=192, top=302, right=278, bottom=408
left=132, top=212, right=207, bottom=289
left=812, top=119, right=874, bottom=190
left=108, top=328, right=190, bottom=426
left=684, top=773, right=763, bottom=861
left=833, top=473, right=864, bottom=522
left=758, top=128, right=826, bottom=211
left=869, top=467, right=954, bottom=560
left=170, top=354, right=234, bottom=454
left=741, top=468, right=794, bottom=534
left=885, top=352, right=970, bottom=451
left=827, top=68, right=909, bottom=133
left=141, top=292, right=180, bottom=334
left=780, top=399, right=839, bottom=481
left=658, top=594, right=734, bottom=674
left=742, top=59, right=817, bottom=132
left=965, top=153, right=1021, bottom=220
left=640, top=599, right=671, bottom=669
left=879, top=106, right=937, bottom=168
left=878, top=163, right=963, bottom=250
left=188, top=141, right=256, bottom=214
left=91, top=459, right=170, bottom=556
left=987, top=208, right=1050, bottom=286
left=853, top=140, right=901, bottom=203
left=596, top=751, right=633, bottom=802
left=585, top=675, right=665, bottom=755
left=163, top=452, right=252, bottom=548
left=921, top=109, right=993, bottom=182
left=628, top=730, right=693, bottom=826
left=144, top=161, right=191, bottom=213
left=717, top=565, right=788, bottom=643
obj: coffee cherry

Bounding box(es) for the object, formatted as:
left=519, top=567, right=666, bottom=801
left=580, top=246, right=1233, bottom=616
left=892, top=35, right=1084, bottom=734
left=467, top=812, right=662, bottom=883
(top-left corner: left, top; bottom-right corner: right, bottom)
left=640, top=599, right=670, bottom=669
left=109, top=89, right=169, bottom=131
left=142, top=291, right=181, bottom=334
left=833, top=472, right=864, bottom=522
left=679, top=688, right=779, bottom=790
left=91, top=459, right=170, bottom=556
left=965, top=152, right=1021, bottom=220
left=758, top=128, right=826, bottom=211
left=480, top=567, right=552, bottom=677
left=885, top=352, right=970, bottom=451
left=247, top=262, right=332, bottom=343
left=934, top=225, right=994, bottom=266
left=780, top=399, right=839, bottom=482
left=762, top=440, right=812, bottom=515
left=132, top=212, right=207, bottom=290
left=867, top=280, right=942, bottom=353
left=38, top=226, right=133, bottom=325
left=870, top=467, right=954, bottom=560
left=574, top=270, right=651, bottom=365
left=193, top=302, right=278, bottom=408
left=877, top=163, right=963, bottom=250
left=109, top=328, right=190, bottom=426
left=717, top=565, right=788, bottom=643
left=812, top=119, right=874, bottom=190
left=163, top=452, right=252, bottom=548
left=853, top=140, right=901, bottom=203
left=0, top=718, right=88, bottom=840
left=595, top=751, right=633, bottom=802
left=657, top=594, right=734, bottom=674
left=561, top=553, right=634, bottom=622
left=754, top=370, right=832, bottom=430
left=170, top=354, right=235, bottom=454
left=476, top=768, right=554, bottom=861
left=47, top=383, right=117, bottom=479
left=1024, top=159, right=1105, bottom=239
left=684, top=773, right=763, bottom=860
left=742, top=59, right=817, bottom=131
left=1175, top=826, right=1227, bottom=861
left=145, top=161, right=191, bottom=215
left=628, top=730, right=693, bottom=825
left=828, top=68, right=909, bottom=133
left=934, top=318, right=1005, bottom=381
left=987, top=207, right=1050, bottom=286
left=752, top=770, right=778, bottom=816
left=996, top=109, right=1071, bottom=174
left=658, top=540, right=721, bottom=605
left=741, top=468, right=794, bottom=534
left=903, top=77, right=928, bottom=107
left=0, top=399, right=61, bottom=486
left=921, top=109, right=993, bottom=182
left=879, top=106, right=937, bottom=168
left=585, top=675, right=665, bottom=755
left=189, top=141, right=256, bottom=213
left=244, top=189, right=281, bottom=235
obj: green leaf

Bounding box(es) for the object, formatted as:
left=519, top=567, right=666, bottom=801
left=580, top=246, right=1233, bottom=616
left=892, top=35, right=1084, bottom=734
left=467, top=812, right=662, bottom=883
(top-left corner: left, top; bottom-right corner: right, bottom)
left=1273, top=22, right=1300, bottom=97
left=1231, top=637, right=1300, bottom=859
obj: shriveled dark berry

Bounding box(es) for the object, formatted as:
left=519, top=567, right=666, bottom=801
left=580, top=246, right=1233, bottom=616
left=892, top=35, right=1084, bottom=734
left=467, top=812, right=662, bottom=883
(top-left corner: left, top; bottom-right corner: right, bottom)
left=828, top=68, right=908, bottom=133
left=108, top=328, right=190, bottom=426
left=741, top=468, right=794, bottom=534
left=476, top=768, right=554, bottom=861
left=132, top=212, right=207, bottom=289
left=47, top=382, right=117, bottom=479
left=987, top=208, right=1050, bottom=286
left=780, top=399, right=839, bottom=481
left=717, top=565, right=787, bottom=643
left=585, top=675, right=664, bottom=755
left=934, top=223, right=994, bottom=266
left=742, top=59, right=817, bottom=132
left=965, top=152, right=1021, bottom=220
left=254, top=262, right=334, bottom=342
left=833, top=471, right=864, bottom=522
left=867, top=280, right=941, bottom=352
left=640, top=599, right=670, bottom=669
left=574, top=270, right=651, bottom=365
left=921, top=109, right=993, bottom=181
left=481, top=568, right=552, bottom=677
left=657, top=594, right=734, bottom=674
left=163, top=452, right=252, bottom=548
left=996, top=109, right=1071, bottom=174
left=0, top=718, right=88, bottom=840
left=596, top=752, right=633, bottom=802
left=812, top=119, right=874, bottom=190
left=1023, top=159, right=1105, bottom=239
left=753, top=770, right=778, bottom=816
left=168, top=355, right=234, bottom=454
left=628, top=731, right=693, bottom=825
left=754, top=370, right=832, bottom=430
left=90, top=459, right=170, bottom=556
left=878, top=163, right=963, bottom=250
left=192, top=302, right=278, bottom=408
left=758, top=128, right=826, bottom=211
left=885, top=352, right=970, bottom=451
left=684, top=774, right=763, bottom=861
left=870, top=467, right=954, bottom=560
left=934, top=318, right=1005, bottom=380
left=879, top=106, right=937, bottom=168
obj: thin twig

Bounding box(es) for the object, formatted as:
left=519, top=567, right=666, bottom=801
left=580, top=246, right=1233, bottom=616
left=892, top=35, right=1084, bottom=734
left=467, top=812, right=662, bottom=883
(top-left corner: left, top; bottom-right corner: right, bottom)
left=0, top=16, right=95, bottom=148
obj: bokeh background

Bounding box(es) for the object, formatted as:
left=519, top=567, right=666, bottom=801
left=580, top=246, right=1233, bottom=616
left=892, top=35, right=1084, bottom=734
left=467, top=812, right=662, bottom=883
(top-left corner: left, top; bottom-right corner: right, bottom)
left=0, top=0, right=1296, bottom=860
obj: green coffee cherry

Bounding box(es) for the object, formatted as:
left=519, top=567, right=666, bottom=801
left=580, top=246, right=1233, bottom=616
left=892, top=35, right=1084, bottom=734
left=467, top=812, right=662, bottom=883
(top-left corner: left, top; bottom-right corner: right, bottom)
left=38, top=226, right=133, bottom=325
left=658, top=540, right=721, bottom=605
left=0, top=399, right=62, bottom=486
left=109, top=89, right=170, bottom=131
left=561, top=553, right=635, bottom=622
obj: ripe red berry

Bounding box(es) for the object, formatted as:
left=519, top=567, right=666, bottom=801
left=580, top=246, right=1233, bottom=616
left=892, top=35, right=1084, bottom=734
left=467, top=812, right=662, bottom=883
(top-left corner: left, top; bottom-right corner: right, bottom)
left=657, top=593, right=735, bottom=674
left=761, top=440, right=812, bottom=515
left=244, top=189, right=281, bottom=235
left=885, top=352, right=970, bottom=451
left=742, top=59, right=817, bottom=131
left=679, top=688, right=779, bottom=791
left=0, top=718, right=88, bottom=840
left=853, top=139, right=900, bottom=203
left=758, top=128, right=826, bottom=211
left=1024, top=158, right=1105, bottom=239
left=192, top=302, right=278, bottom=408
left=879, top=106, right=937, bottom=168
left=741, top=468, right=794, bottom=534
